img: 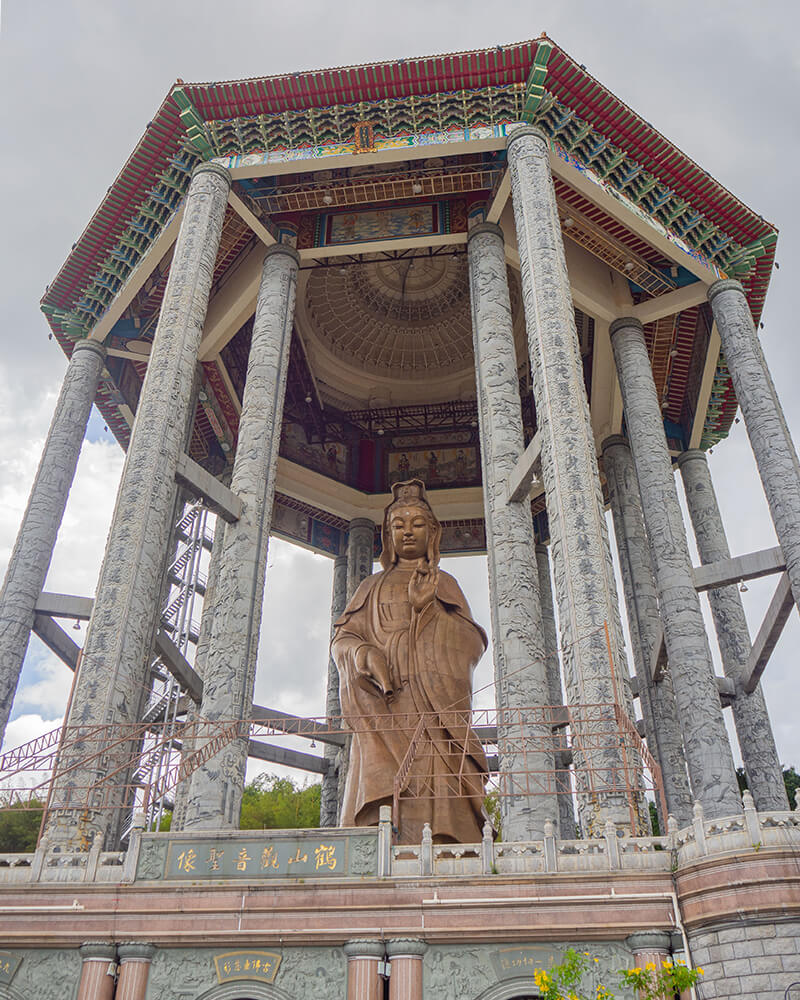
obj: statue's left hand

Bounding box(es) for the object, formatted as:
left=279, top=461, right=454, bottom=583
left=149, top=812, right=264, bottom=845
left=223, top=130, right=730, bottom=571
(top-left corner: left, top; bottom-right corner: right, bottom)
left=409, top=559, right=439, bottom=612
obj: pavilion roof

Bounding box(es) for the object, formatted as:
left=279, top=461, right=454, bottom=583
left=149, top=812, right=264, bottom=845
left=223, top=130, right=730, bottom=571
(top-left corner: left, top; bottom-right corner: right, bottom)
left=39, top=36, right=778, bottom=451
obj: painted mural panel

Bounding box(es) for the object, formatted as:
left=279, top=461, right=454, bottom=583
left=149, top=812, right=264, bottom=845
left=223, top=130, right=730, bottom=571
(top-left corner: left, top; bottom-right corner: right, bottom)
left=280, top=421, right=348, bottom=480
left=388, top=442, right=478, bottom=488
left=326, top=204, right=437, bottom=245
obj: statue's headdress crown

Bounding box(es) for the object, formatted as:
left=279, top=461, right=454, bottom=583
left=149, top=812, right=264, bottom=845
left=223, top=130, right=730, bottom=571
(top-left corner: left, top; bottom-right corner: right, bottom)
left=390, top=479, right=428, bottom=507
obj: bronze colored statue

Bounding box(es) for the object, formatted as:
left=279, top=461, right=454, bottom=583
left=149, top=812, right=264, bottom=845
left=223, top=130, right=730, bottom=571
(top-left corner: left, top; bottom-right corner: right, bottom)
left=332, top=479, right=489, bottom=844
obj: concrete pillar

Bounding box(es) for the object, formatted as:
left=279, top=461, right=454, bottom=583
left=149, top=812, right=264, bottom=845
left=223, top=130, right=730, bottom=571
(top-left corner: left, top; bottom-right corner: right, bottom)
left=183, top=243, right=299, bottom=830
left=77, top=942, right=116, bottom=1000
left=467, top=220, right=557, bottom=840
left=625, top=931, right=672, bottom=999
left=344, top=939, right=384, bottom=1000
left=507, top=124, right=633, bottom=831
left=678, top=449, right=786, bottom=810
left=535, top=543, right=576, bottom=839
left=609, top=317, right=741, bottom=818
left=386, top=939, right=426, bottom=1000
left=336, top=520, right=376, bottom=815
left=45, top=162, right=231, bottom=847
left=115, top=943, right=155, bottom=1000
left=602, top=436, right=693, bottom=828
left=320, top=553, right=348, bottom=827
left=708, top=278, right=800, bottom=614
left=170, top=522, right=224, bottom=832
left=0, top=338, right=105, bottom=744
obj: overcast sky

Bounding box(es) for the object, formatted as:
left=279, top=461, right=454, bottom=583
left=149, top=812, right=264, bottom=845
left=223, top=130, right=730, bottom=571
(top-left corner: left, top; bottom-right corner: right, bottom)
left=1, top=1, right=799, bottom=793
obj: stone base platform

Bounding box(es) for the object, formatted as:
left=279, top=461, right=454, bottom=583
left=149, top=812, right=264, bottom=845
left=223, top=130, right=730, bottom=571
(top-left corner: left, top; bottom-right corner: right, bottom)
left=0, top=802, right=798, bottom=999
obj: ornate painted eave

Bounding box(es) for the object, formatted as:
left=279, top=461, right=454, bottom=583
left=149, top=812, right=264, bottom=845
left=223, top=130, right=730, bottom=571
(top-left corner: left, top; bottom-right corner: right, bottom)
left=39, top=36, right=778, bottom=452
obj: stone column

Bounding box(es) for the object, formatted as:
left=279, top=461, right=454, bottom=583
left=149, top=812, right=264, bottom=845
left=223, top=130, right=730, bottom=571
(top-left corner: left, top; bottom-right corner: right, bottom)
left=45, top=162, right=231, bottom=847
left=535, top=543, right=576, bottom=839
left=708, top=279, right=800, bottom=614
left=170, top=521, right=225, bottom=832
left=507, top=125, right=633, bottom=831
left=386, top=939, right=426, bottom=1000
left=77, top=942, right=116, bottom=1000
left=344, top=939, right=384, bottom=1000
left=678, top=449, right=786, bottom=810
left=467, top=220, right=557, bottom=840
left=183, top=243, right=299, bottom=830
left=602, top=436, right=693, bottom=828
left=321, top=554, right=348, bottom=827
left=347, top=518, right=375, bottom=598
left=625, top=931, right=672, bottom=998
left=115, top=943, right=155, bottom=1000
left=337, top=520, right=376, bottom=815
left=609, top=317, right=741, bottom=818
left=0, top=338, right=105, bottom=744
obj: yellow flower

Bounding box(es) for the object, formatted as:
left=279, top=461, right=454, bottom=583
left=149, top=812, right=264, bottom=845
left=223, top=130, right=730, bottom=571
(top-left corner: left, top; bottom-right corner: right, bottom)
left=630, top=967, right=642, bottom=975
left=594, top=957, right=600, bottom=963
left=645, top=962, right=656, bottom=971
left=661, top=960, right=672, bottom=969
left=697, top=967, right=705, bottom=975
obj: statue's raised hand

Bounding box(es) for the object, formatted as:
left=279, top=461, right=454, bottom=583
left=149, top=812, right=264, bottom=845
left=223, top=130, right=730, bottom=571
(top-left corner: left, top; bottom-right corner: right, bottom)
left=409, top=558, right=439, bottom=612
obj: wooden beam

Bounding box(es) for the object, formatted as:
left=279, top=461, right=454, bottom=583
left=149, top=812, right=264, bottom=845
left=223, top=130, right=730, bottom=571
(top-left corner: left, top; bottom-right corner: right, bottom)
left=32, top=614, right=80, bottom=670
left=689, top=324, right=721, bottom=450
left=89, top=210, right=183, bottom=342
left=631, top=282, right=709, bottom=326
left=154, top=629, right=203, bottom=702
left=175, top=452, right=242, bottom=523
left=198, top=243, right=264, bottom=361
left=247, top=739, right=328, bottom=774
left=507, top=431, right=542, bottom=503
left=486, top=169, right=511, bottom=224
left=34, top=592, right=94, bottom=620
left=228, top=190, right=276, bottom=248
left=693, top=545, right=786, bottom=593
left=744, top=573, right=796, bottom=693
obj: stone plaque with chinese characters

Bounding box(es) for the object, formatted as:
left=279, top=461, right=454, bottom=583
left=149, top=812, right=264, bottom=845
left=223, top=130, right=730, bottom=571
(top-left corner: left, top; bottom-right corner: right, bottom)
left=136, top=831, right=377, bottom=880
left=0, top=951, right=21, bottom=984
left=214, top=951, right=281, bottom=984
left=491, top=946, right=561, bottom=980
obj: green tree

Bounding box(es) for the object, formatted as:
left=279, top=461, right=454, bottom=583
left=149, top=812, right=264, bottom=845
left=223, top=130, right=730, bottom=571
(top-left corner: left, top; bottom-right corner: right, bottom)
left=0, top=801, right=43, bottom=853
left=239, top=774, right=321, bottom=830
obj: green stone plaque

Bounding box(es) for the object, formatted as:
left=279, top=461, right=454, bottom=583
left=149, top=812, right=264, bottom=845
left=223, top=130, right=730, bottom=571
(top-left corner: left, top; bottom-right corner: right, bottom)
left=0, top=951, right=21, bottom=985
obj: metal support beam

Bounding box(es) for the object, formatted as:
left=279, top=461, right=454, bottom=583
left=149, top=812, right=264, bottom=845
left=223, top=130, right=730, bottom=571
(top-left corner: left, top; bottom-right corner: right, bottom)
left=632, top=670, right=734, bottom=706
left=650, top=629, right=667, bottom=683
left=506, top=431, right=542, bottom=503
left=692, top=545, right=785, bottom=593
left=251, top=704, right=346, bottom=747
left=247, top=739, right=327, bottom=774
left=154, top=629, right=203, bottom=702
left=34, top=592, right=94, bottom=620
left=174, top=453, right=242, bottom=523
left=744, top=573, right=796, bottom=694
left=31, top=614, right=80, bottom=670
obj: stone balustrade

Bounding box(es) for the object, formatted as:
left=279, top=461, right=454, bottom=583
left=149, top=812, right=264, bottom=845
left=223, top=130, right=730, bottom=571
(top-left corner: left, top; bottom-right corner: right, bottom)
left=1, top=792, right=797, bottom=884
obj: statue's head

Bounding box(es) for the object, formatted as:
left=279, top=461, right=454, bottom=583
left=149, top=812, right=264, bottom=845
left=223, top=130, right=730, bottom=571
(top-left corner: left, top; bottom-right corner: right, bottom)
left=380, top=479, right=441, bottom=569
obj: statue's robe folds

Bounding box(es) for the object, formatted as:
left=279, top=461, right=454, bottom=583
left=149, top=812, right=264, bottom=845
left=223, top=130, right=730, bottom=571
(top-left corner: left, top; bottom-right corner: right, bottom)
left=332, top=565, right=489, bottom=844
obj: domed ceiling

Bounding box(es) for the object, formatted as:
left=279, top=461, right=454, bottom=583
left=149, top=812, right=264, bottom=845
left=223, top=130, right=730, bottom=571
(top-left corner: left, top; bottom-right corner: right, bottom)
left=297, top=252, right=523, bottom=407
